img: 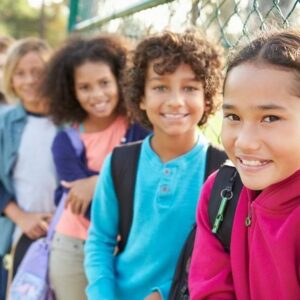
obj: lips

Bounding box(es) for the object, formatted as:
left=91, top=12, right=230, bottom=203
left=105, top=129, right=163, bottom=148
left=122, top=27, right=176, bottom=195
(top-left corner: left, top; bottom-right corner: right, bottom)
left=94, top=102, right=108, bottom=112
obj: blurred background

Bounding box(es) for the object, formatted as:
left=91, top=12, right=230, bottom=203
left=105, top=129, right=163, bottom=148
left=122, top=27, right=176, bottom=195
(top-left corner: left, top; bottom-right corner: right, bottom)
left=1, top=0, right=300, bottom=47
left=1, top=0, right=299, bottom=143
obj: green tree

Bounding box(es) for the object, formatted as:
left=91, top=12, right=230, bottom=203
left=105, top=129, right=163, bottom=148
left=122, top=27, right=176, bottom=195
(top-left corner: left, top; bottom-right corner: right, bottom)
left=0, top=0, right=68, bottom=46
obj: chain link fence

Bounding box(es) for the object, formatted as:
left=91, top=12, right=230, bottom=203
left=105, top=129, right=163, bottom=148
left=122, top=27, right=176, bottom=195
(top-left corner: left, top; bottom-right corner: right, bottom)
left=70, top=0, right=300, bottom=45
left=69, top=0, right=300, bottom=144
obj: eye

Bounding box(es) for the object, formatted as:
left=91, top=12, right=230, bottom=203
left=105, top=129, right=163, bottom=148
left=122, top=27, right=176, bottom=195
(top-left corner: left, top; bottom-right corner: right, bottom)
left=262, top=115, right=280, bottom=123
left=223, top=113, right=240, bottom=121
left=31, top=68, right=43, bottom=77
left=15, top=71, right=24, bottom=77
left=78, top=84, right=89, bottom=91
left=153, top=85, right=167, bottom=92
left=183, top=86, right=198, bottom=92
left=100, top=80, right=109, bottom=87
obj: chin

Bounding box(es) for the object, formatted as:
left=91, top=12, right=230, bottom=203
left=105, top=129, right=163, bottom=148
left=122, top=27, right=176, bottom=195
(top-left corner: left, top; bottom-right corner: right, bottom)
left=240, top=176, right=270, bottom=191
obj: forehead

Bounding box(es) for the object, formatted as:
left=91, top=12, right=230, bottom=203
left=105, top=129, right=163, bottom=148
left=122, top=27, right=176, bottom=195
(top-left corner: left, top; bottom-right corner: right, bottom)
left=224, top=63, right=298, bottom=107
left=146, top=61, right=196, bottom=80
left=75, top=61, right=114, bottom=79
left=15, top=51, right=44, bottom=69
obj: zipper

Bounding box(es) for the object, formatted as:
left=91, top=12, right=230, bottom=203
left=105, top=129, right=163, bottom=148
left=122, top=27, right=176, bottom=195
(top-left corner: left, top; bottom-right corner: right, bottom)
left=245, top=203, right=253, bottom=227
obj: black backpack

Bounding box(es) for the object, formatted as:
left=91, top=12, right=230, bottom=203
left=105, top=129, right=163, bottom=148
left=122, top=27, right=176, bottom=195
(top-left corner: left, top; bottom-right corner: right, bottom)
left=168, top=163, right=243, bottom=300
left=110, top=141, right=227, bottom=293
left=111, top=141, right=227, bottom=253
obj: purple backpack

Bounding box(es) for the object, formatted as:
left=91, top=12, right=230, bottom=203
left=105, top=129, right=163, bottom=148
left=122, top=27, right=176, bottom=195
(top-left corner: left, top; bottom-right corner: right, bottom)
left=9, top=128, right=84, bottom=300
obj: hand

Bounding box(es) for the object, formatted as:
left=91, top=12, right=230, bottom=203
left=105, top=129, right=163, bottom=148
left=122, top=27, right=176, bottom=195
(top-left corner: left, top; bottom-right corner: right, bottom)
left=61, top=176, right=98, bottom=215
left=144, top=292, right=162, bottom=300
left=17, top=211, right=52, bottom=240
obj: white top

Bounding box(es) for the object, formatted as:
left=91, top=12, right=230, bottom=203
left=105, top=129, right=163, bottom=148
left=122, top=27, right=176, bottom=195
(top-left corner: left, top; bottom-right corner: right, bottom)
left=12, top=114, right=57, bottom=242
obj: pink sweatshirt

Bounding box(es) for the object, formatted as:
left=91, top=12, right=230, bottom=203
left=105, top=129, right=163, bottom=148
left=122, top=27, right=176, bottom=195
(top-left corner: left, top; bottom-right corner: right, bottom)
left=189, top=169, right=300, bottom=300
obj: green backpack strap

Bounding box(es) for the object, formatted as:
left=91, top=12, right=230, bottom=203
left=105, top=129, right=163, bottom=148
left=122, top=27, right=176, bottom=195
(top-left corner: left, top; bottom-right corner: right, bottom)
left=111, top=141, right=142, bottom=253
left=208, top=163, right=243, bottom=252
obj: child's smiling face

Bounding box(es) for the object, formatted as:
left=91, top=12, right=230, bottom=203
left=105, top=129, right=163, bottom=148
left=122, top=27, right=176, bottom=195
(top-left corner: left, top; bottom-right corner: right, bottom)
left=140, top=62, right=205, bottom=139
left=75, top=61, right=119, bottom=121
left=12, top=51, right=45, bottom=108
left=222, top=63, right=300, bottom=190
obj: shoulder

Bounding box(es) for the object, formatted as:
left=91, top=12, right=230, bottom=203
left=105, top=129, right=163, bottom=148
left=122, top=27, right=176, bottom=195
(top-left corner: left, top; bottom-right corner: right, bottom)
left=52, top=128, right=76, bottom=153
left=111, top=140, right=143, bottom=164
left=125, top=123, right=151, bottom=143
left=0, top=104, right=26, bottom=128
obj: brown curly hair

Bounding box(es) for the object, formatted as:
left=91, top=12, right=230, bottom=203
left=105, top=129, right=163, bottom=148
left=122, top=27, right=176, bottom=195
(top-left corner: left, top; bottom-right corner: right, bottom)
left=122, top=30, right=223, bottom=129
left=41, top=34, right=130, bottom=125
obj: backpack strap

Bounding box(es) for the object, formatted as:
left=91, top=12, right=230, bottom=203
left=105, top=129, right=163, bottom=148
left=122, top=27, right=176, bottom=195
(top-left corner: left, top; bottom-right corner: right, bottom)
left=111, top=141, right=142, bottom=253
left=168, top=145, right=227, bottom=300
left=47, top=128, right=85, bottom=241
left=208, top=164, right=243, bottom=252
left=64, top=127, right=84, bottom=157
left=204, top=145, right=227, bottom=179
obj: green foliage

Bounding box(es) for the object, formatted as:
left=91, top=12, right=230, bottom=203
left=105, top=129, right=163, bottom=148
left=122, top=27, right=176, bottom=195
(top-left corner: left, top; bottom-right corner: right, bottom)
left=0, top=0, right=68, bottom=46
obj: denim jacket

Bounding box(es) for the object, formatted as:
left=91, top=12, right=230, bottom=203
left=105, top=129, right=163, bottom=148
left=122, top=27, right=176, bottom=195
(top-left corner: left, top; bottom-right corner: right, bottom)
left=0, top=104, right=27, bottom=213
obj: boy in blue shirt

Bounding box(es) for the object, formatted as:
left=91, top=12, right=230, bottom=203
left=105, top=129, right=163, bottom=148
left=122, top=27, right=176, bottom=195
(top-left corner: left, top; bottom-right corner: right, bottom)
left=84, top=30, right=223, bottom=300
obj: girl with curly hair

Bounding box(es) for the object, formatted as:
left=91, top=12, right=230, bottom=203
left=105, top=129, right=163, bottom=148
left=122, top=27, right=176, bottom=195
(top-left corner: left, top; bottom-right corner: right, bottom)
left=85, top=30, right=224, bottom=300
left=42, top=34, right=149, bottom=300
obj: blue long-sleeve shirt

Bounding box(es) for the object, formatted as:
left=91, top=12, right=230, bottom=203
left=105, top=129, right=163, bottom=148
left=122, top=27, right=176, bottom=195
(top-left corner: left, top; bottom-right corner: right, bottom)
left=0, top=104, right=28, bottom=213
left=84, top=134, right=208, bottom=300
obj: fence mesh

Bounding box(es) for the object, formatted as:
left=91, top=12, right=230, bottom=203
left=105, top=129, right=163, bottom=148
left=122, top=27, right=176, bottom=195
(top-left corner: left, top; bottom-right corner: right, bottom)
left=69, top=0, right=300, bottom=144
left=71, top=0, right=300, bottom=45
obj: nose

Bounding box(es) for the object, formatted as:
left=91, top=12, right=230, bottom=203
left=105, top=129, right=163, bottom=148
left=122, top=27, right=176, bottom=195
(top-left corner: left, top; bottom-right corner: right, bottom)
left=91, top=86, right=105, bottom=99
left=24, top=73, right=37, bottom=84
left=167, top=90, right=185, bottom=107
left=235, top=124, right=260, bottom=152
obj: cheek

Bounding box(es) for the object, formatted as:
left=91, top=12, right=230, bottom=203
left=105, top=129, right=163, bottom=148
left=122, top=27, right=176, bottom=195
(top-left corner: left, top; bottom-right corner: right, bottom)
left=11, top=77, right=19, bottom=90
left=220, top=125, right=234, bottom=152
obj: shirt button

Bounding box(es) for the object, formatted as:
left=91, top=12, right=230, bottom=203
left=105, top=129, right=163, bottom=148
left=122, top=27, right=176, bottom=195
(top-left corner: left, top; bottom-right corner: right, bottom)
left=160, top=185, right=169, bottom=193
left=164, top=168, right=171, bottom=175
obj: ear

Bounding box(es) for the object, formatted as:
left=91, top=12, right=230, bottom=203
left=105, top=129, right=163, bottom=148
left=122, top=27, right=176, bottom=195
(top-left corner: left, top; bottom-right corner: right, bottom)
left=139, top=97, right=146, bottom=110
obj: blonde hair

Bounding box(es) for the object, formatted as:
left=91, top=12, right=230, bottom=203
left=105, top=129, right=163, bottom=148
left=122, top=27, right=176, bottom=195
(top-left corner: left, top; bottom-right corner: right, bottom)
left=0, top=36, right=15, bottom=53
left=3, top=37, right=51, bottom=103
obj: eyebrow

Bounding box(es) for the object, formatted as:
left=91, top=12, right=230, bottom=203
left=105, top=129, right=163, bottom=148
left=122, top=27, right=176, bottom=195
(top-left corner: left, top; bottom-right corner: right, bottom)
left=222, top=103, right=286, bottom=111
left=148, top=76, right=199, bottom=82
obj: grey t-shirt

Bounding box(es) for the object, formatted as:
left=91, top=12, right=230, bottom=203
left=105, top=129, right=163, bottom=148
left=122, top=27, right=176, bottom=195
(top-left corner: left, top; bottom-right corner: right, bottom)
left=12, top=114, right=57, bottom=243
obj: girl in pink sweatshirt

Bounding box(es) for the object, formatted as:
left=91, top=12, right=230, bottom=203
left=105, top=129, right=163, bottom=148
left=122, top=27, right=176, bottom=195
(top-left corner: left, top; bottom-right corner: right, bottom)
left=189, top=29, right=300, bottom=300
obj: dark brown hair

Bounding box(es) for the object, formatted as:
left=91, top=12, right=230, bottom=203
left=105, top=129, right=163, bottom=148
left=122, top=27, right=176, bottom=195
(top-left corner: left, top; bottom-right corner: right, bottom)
left=123, top=30, right=223, bottom=129
left=224, top=28, right=300, bottom=94
left=42, top=34, right=129, bottom=125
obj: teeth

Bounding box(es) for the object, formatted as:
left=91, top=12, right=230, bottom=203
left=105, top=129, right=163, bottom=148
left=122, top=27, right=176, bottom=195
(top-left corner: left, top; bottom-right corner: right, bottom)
left=95, top=102, right=107, bottom=110
left=240, top=159, right=267, bottom=166
left=163, top=113, right=186, bottom=119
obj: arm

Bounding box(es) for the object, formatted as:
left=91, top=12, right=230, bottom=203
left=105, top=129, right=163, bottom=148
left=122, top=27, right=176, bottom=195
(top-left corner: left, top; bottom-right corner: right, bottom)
left=52, top=131, right=98, bottom=215
left=145, top=281, right=171, bottom=300
left=188, top=173, right=235, bottom=300
left=52, top=130, right=96, bottom=182
left=84, top=154, right=118, bottom=300
left=0, top=180, right=13, bottom=214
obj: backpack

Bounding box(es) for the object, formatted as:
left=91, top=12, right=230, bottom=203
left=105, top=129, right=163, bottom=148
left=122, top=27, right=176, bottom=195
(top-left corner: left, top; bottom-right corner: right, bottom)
left=110, top=141, right=227, bottom=295
left=9, top=128, right=83, bottom=300
left=168, top=163, right=243, bottom=300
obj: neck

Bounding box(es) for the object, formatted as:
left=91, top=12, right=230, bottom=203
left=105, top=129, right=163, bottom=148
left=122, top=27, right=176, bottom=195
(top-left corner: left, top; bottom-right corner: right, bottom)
left=151, top=130, right=198, bottom=162
left=82, top=113, right=119, bottom=133
left=23, top=100, right=48, bottom=115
